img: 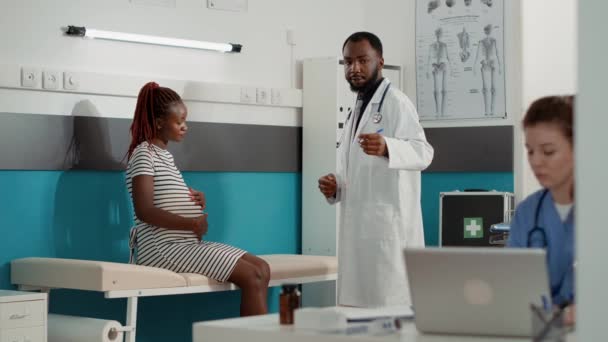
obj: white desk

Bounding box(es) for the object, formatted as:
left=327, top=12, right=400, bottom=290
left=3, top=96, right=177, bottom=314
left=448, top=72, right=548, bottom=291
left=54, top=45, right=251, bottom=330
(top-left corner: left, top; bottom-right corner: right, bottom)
left=193, top=314, right=576, bottom=342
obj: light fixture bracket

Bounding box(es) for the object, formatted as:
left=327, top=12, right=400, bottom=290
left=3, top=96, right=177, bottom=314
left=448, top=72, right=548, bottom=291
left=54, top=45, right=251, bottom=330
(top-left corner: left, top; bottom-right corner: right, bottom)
left=66, top=25, right=86, bottom=37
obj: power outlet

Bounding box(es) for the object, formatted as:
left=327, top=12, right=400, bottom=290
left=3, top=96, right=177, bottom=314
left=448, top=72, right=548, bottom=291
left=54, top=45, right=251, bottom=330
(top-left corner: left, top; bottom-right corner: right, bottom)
left=208, top=0, right=247, bottom=12
left=271, top=89, right=282, bottom=105
left=256, top=88, right=270, bottom=105
left=286, top=29, right=296, bottom=46
left=63, top=72, right=79, bottom=90
left=42, top=70, right=61, bottom=90
left=240, top=87, right=255, bottom=103
left=21, top=67, right=41, bottom=88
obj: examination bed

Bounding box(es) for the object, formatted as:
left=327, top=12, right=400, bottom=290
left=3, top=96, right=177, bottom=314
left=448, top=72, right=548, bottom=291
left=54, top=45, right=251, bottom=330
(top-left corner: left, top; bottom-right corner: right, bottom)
left=11, top=254, right=338, bottom=342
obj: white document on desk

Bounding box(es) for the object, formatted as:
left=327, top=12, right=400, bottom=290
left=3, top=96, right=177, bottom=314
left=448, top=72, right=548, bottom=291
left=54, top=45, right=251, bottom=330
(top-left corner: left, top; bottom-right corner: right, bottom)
left=333, top=305, right=414, bottom=322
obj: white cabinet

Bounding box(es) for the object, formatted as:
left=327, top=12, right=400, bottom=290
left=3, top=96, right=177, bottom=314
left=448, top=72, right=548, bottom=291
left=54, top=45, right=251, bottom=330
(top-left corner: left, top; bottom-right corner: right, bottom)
left=0, top=291, right=47, bottom=342
left=301, top=57, right=402, bottom=306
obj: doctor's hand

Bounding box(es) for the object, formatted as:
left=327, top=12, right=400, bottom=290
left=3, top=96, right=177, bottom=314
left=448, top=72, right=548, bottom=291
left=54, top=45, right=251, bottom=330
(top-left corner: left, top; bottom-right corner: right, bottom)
left=563, top=304, right=576, bottom=326
left=358, top=133, right=388, bottom=157
left=190, top=214, right=208, bottom=241
left=189, top=188, right=206, bottom=210
left=318, top=174, right=337, bottom=199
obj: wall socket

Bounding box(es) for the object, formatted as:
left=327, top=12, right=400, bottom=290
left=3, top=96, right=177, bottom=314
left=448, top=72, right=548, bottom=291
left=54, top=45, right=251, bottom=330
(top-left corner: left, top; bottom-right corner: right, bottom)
left=42, top=70, right=61, bottom=90
left=286, top=29, right=296, bottom=46
left=208, top=0, right=247, bottom=12
left=21, top=67, right=41, bottom=88
left=271, top=88, right=282, bottom=105
left=256, top=88, right=270, bottom=105
left=240, top=87, right=255, bottom=103
left=63, top=72, right=79, bottom=90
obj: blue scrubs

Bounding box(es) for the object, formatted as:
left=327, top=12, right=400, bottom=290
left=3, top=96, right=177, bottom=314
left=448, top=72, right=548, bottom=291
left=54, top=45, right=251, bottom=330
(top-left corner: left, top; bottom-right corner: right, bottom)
left=507, top=189, right=575, bottom=306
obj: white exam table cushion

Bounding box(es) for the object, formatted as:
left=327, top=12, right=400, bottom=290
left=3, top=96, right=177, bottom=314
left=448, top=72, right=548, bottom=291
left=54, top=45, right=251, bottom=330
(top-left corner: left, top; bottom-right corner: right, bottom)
left=181, top=254, right=338, bottom=286
left=12, top=255, right=338, bottom=291
left=11, top=257, right=187, bottom=291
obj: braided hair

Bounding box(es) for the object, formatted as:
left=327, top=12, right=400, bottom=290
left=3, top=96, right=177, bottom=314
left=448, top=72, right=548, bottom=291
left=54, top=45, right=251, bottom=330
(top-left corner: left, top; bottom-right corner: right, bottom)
left=127, top=82, right=183, bottom=159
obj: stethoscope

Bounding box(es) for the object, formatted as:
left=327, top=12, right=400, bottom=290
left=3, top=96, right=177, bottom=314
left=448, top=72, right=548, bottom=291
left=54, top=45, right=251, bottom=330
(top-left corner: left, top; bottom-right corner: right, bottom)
left=527, top=189, right=550, bottom=248
left=527, top=189, right=573, bottom=300
left=337, top=82, right=391, bottom=149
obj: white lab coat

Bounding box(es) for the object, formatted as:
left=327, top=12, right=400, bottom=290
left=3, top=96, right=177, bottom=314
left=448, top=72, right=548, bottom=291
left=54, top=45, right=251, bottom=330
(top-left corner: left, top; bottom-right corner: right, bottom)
left=331, top=78, right=434, bottom=307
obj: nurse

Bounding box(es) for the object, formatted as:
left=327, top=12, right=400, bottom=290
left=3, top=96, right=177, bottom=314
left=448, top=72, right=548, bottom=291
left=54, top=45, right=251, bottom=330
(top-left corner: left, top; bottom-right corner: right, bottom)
left=507, top=95, right=575, bottom=318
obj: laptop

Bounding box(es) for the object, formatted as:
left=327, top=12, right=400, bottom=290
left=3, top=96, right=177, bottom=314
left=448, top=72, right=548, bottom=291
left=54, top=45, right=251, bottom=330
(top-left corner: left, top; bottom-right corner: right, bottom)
left=404, top=247, right=550, bottom=337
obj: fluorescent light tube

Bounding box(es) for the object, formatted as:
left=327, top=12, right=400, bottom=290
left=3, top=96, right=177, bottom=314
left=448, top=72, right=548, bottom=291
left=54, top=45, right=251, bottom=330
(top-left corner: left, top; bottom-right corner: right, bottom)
left=65, top=26, right=242, bottom=53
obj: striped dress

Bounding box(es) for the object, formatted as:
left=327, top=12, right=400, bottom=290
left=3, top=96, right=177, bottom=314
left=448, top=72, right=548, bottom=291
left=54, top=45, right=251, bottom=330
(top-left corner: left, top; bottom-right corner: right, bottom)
left=126, top=142, right=246, bottom=282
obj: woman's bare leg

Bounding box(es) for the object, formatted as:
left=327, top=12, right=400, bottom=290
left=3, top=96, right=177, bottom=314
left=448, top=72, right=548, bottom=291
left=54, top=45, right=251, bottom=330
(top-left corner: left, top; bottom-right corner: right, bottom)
left=228, top=254, right=270, bottom=316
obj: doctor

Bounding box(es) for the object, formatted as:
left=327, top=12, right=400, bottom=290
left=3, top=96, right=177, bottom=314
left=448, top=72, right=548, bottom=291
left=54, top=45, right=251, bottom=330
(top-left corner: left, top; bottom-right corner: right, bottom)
left=318, top=32, right=434, bottom=307
left=507, top=96, right=575, bottom=320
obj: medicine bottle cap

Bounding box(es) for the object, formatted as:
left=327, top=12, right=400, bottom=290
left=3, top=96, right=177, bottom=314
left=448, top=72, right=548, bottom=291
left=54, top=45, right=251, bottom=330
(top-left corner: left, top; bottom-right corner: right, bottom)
left=281, top=284, right=298, bottom=293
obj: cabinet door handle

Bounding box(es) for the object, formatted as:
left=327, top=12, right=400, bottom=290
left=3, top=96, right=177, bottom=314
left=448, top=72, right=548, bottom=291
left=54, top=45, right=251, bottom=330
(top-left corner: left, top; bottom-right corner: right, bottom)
left=9, top=313, right=29, bottom=320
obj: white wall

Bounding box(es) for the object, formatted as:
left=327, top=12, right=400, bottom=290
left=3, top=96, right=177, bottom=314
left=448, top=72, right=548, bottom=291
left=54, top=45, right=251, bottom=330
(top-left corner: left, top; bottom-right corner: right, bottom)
left=366, top=0, right=577, bottom=205
left=363, top=0, right=415, bottom=96
left=577, top=1, right=608, bottom=339
left=0, top=0, right=524, bottom=127
left=366, top=0, right=522, bottom=130
left=517, top=0, right=578, bottom=200
left=365, top=0, right=527, bottom=203
left=0, top=0, right=368, bottom=125
left=0, top=0, right=579, bottom=198
left=0, top=0, right=367, bottom=86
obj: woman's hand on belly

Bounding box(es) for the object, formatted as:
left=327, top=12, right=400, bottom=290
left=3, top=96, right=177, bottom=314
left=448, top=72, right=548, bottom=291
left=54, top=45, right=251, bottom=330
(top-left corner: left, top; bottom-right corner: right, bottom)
left=190, top=213, right=209, bottom=240
left=189, top=188, right=206, bottom=210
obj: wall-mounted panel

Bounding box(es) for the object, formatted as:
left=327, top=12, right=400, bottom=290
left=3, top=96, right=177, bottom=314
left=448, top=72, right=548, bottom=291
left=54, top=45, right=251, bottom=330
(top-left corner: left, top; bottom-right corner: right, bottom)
left=424, top=126, right=513, bottom=172
left=0, top=113, right=301, bottom=172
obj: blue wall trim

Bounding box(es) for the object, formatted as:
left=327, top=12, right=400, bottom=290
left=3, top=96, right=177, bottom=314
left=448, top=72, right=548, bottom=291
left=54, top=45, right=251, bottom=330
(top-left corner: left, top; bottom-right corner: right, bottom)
left=0, top=169, right=512, bottom=341
left=0, top=170, right=301, bottom=342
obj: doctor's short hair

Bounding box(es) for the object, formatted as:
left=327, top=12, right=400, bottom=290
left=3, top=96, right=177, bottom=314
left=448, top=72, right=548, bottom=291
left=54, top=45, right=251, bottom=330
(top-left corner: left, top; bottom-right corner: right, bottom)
left=523, top=95, right=574, bottom=143
left=342, top=31, right=383, bottom=57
